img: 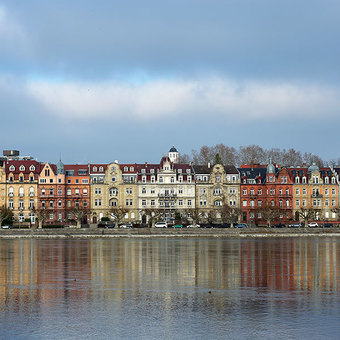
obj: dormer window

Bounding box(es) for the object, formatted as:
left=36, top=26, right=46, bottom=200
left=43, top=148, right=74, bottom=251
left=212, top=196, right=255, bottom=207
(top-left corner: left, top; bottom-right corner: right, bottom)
left=99, top=167, right=103, bottom=172
left=142, top=176, right=146, bottom=183
left=325, top=177, right=329, bottom=184
left=178, top=169, right=182, bottom=174
left=19, top=165, right=25, bottom=171
left=130, top=166, right=134, bottom=172
left=302, top=177, right=306, bottom=184
left=186, top=169, right=190, bottom=174
left=150, top=169, right=154, bottom=174
left=93, top=166, right=97, bottom=172
left=141, top=169, right=146, bottom=174
left=295, top=177, right=300, bottom=184
left=332, top=177, right=336, bottom=184
left=124, top=166, right=128, bottom=172
left=9, top=165, right=15, bottom=171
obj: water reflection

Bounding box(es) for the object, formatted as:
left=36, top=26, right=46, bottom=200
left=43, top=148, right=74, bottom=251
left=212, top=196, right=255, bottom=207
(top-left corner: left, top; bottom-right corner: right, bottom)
left=0, top=237, right=339, bottom=339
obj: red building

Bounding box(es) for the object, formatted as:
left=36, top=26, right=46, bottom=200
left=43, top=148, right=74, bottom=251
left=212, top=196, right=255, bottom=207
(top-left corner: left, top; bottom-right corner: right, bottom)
left=239, top=160, right=294, bottom=226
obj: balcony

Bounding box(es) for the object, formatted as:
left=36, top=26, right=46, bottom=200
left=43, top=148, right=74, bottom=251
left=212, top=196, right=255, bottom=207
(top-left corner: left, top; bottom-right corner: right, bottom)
left=29, top=192, right=34, bottom=197
left=158, top=193, right=177, bottom=198
left=8, top=193, right=14, bottom=197
left=311, top=194, right=323, bottom=198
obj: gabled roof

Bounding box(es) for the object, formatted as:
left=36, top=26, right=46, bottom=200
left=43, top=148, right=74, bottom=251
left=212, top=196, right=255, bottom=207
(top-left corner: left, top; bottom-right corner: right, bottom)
left=192, top=165, right=211, bottom=174
left=238, top=167, right=267, bottom=183
left=64, top=164, right=89, bottom=176
left=5, top=160, right=42, bottom=174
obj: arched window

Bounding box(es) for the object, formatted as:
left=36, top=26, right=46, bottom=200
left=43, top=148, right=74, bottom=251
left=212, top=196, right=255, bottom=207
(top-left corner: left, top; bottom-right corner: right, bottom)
left=99, top=166, right=103, bottom=172
left=9, top=165, right=15, bottom=171
left=325, top=177, right=329, bottom=184
left=93, top=166, right=97, bottom=172
left=19, top=165, right=25, bottom=171
left=130, top=166, right=134, bottom=171
left=19, top=187, right=24, bottom=197
left=29, top=165, right=35, bottom=171
left=124, top=166, right=128, bottom=172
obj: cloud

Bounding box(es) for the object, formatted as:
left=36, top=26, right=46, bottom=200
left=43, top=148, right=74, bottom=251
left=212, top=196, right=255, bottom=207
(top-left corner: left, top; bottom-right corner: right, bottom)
left=25, top=77, right=340, bottom=121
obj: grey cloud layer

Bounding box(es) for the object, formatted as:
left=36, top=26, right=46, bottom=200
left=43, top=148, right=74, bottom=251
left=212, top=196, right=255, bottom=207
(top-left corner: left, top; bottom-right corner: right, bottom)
left=2, top=0, right=340, bottom=81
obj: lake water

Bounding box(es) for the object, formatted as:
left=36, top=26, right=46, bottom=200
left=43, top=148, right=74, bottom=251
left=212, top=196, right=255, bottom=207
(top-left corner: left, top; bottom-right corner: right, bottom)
left=0, top=237, right=339, bottom=339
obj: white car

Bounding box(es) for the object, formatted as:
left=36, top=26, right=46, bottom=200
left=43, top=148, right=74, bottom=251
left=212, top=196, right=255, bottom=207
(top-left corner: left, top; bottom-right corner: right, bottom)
left=186, top=224, right=200, bottom=228
left=1, top=225, right=11, bottom=229
left=155, top=222, right=167, bottom=228
left=308, top=222, right=319, bottom=228
left=119, top=223, right=133, bottom=229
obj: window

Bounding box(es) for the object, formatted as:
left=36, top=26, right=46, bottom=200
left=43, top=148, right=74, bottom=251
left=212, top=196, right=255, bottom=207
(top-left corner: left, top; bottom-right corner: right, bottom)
left=19, top=176, right=24, bottom=183
left=216, top=176, right=220, bottom=183
left=83, top=188, right=88, bottom=195
left=110, top=188, right=118, bottom=196
left=159, top=176, right=163, bottom=183
left=9, top=200, right=13, bottom=209
left=112, top=177, right=116, bottom=182
left=151, top=199, right=155, bottom=206
left=9, top=165, right=15, bottom=171
left=29, top=200, right=34, bottom=209
left=250, top=200, right=254, bottom=207
left=151, top=176, right=155, bottom=183
left=325, top=199, right=329, bottom=206
left=187, top=176, right=192, bottom=183
left=58, top=200, right=62, bottom=207
left=296, top=199, right=300, bottom=206
left=242, top=200, right=247, bottom=207
left=178, top=188, right=183, bottom=194
left=325, top=177, right=329, bottom=184
left=142, top=176, right=146, bottom=183
left=142, top=187, right=146, bottom=194
left=295, top=177, right=299, bottom=184
left=243, top=189, right=247, bottom=195
left=214, top=188, right=222, bottom=196
left=258, top=200, right=262, bottom=207
left=325, top=188, right=329, bottom=195
left=19, top=187, right=24, bottom=197
left=67, top=189, right=71, bottom=195
left=45, top=169, right=50, bottom=176
left=296, top=188, right=300, bottom=195
left=41, top=201, right=46, bottom=208
left=188, top=199, right=192, bottom=206
left=30, top=165, right=35, bottom=171
left=99, top=167, right=103, bottom=172
left=286, top=200, right=289, bottom=207
left=171, top=176, right=175, bottom=183
left=130, top=166, right=134, bottom=172
left=49, top=213, right=53, bottom=220
left=58, top=189, right=62, bottom=195
left=49, top=201, right=53, bottom=208
left=302, top=199, right=306, bottom=207
left=258, top=189, right=262, bottom=195
left=150, top=188, right=155, bottom=194
left=82, top=179, right=89, bottom=184
left=124, top=166, right=128, bottom=172
left=95, top=188, right=102, bottom=195
left=19, top=200, right=24, bottom=209
left=41, top=188, right=46, bottom=196
left=49, top=178, right=53, bottom=183
left=83, top=200, right=88, bottom=207
left=49, top=188, right=53, bottom=195
left=332, top=177, right=336, bottom=184
left=75, top=189, right=80, bottom=195
left=302, top=177, right=306, bottom=184
left=67, top=179, right=71, bottom=184
left=332, top=199, right=336, bottom=206
left=200, top=200, right=207, bottom=206
left=178, top=200, right=183, bottom=206
left=303, top=188, right=306, bottom=195
left=200, top=188, right=206, bottom=195
left=250, top=189, right=255, bottom=195
left=30, top=176, right=34, bottom=182
left=332, top=188, right=336, bottom=195
left=93, top=166, right=97, bottom=172
left=142, top=200, right=146, bottom=206
left=67, top=200, right=71, bottom=207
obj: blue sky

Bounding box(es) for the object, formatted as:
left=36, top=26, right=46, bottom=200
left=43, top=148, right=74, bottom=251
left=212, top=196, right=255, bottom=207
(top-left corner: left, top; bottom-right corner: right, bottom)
left=1, top=0, right=340, bottom=164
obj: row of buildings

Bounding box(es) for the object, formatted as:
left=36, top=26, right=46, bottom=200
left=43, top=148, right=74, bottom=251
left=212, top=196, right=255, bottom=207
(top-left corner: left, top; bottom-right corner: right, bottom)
left=0, top=147, right=339, bottom=227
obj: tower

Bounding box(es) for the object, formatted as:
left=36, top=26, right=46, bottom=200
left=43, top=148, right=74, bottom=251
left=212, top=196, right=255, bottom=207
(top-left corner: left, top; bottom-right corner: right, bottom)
left=168, top=146, right=179, bottom=164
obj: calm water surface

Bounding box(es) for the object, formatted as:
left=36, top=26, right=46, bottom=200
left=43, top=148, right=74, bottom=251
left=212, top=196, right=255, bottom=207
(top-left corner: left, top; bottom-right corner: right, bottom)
left=0, top=237, right=340, bottom=339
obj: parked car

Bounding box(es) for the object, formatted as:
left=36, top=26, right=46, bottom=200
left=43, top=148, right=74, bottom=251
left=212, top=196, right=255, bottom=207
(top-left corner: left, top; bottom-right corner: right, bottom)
left=155, top=222, right=167, bottom=228
left=173, top=224, right=183, bottom=228
left=216, top=223, right=231, bottom=228
left=201, top=224, right=214, bottom=228
left=322, top=223, right=334, bottom=228
left=272, top=223, right=286, bottom=228
left=119, top=223, right=132, bottom=229
left=187, top=224, right=200, bottom=228
left=308, top=222, right=319, bottom=228
left=1, top=225, right=11, bottom=229
left=288, top=223, right=302, bottom=228
left=106, top=224, right=116, bottom=228
left=234, top=224, right=247, bottom=228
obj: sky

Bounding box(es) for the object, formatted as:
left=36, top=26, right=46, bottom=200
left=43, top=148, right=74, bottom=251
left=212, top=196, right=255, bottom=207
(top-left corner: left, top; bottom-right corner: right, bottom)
left=1, top=0, right=340, bottom=164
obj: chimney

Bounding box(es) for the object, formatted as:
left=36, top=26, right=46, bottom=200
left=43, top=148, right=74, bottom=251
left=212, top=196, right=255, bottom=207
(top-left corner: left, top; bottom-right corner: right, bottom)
left=145, top=162, right=148, bottom=167
left=208, top=162, right=211, bottom=168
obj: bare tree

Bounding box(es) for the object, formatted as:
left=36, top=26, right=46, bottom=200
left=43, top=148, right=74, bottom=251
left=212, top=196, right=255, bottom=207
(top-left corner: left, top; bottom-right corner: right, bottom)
left=178, top=153, right=191, bottom=163
left=32, top=207, right=48, bottom=229
left=0, top=206, right=13, bottom=227
left=296, top=207, right=319, bottom=228
left=183, top=207, right=203, bottom=227
left=238, top=145, right=266, bottom=165
left=219, top=205, right=241, bottom=228
left=258, top=205, right=281, bottom=228
left=108, top=207, right=129, bottom=227
left=141, top=208, right=163, bottom=228
left=69, top=206, right=90, bottom=228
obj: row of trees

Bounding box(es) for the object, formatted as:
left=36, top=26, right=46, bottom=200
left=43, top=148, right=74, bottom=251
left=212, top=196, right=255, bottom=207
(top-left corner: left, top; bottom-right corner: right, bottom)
left=179, top=144, right=335, bottom=167
left=2, top=204, right=339, bottom=229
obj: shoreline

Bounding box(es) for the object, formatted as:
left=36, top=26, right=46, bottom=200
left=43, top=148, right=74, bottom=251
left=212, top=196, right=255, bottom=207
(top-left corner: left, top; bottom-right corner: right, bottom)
left=1, top=228, right=340, bottom=239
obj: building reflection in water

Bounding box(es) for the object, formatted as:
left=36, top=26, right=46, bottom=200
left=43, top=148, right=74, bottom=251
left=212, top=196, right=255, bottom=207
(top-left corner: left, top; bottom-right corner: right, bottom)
left=0, top=237, right=339, bottom=313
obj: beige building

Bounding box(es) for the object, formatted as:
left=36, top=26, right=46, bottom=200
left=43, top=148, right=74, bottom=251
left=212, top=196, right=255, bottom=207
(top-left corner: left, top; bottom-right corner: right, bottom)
left=3, top=160, right=42, bottom=225
left=193, top=163, right=241, bottom=222
left=290, top=163, right=339, bottom=221
left=90, top=162, right=138, bottom=224
left=137, top=156, right=196, bottom=224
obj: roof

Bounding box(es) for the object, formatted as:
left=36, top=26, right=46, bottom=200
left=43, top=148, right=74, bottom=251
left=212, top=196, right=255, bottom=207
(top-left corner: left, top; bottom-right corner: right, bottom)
left=193, top=165, right=212, bottom=174
left=64, top=164, right=89, bottom=176
left=5, top=160, right=42, bottom=174
left=169, top=146, right=178, bottom=152
left=238, top=167, right=267, bottom=183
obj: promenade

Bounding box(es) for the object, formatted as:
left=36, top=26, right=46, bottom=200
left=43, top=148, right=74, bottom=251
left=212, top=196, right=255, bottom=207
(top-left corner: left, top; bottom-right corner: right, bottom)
left=1, top=227, right=340, bottom=239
